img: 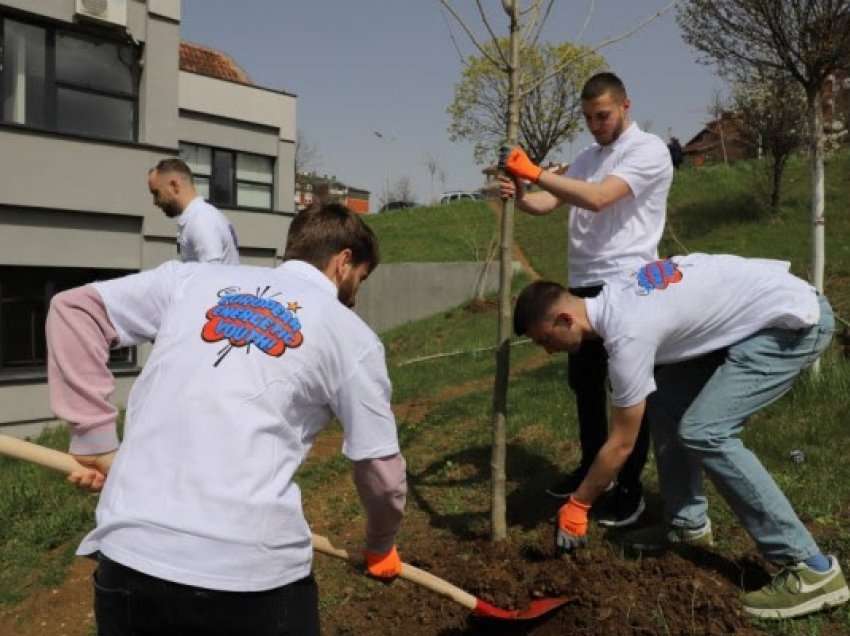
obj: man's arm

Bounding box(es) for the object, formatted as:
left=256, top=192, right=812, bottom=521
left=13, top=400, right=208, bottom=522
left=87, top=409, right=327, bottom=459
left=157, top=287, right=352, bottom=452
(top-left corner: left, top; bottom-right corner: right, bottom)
left=573, top=401, right=645, bottom=505
left=46, top=286, right=121, bottom=490
left=497, top=175, right=564, bottom=216
left=332, top=341, right=406, bottom=577
left=47, top=286, right=120, bottom=455
left=501, top=146, right=633, bottom=213
left=537, top=171, right=633, bottom=213
left=555, top=401, right=645, bottom=552
left=353, top=454, right=407, bottom=554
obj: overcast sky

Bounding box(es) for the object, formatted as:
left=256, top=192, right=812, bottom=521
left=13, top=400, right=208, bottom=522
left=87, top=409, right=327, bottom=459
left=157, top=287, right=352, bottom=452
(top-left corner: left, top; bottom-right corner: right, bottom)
left=181, top=1, right=726, bottom=211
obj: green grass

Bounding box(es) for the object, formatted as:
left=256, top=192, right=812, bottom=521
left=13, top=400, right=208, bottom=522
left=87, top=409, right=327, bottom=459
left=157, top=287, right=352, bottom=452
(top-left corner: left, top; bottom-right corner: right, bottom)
left=0, top=426, right=96, bottom=604
left=662, top=151, right=850, bottom=319
left=365, top=200, right=498, bottom=264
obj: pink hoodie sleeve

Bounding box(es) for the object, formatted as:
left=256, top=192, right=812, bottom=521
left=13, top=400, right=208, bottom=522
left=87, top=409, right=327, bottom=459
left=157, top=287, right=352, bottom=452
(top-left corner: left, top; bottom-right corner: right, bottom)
left=352, top=453, right=407, bottom=553
left=46, top=285, right=121, bottom=455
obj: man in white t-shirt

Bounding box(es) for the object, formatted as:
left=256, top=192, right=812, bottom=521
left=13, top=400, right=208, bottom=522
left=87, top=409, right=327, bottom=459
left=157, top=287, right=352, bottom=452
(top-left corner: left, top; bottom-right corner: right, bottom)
left=499, top=72, right=673, bottom=527
left=512, top=254, right=848, bottom=619
left=45, top=204, right=406, bottom=636
left=148, top=158, right=240, bottom=264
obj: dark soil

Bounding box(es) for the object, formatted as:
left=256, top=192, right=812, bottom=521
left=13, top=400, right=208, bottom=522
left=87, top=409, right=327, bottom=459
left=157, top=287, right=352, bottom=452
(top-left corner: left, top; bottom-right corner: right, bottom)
left=319, top=516, right=772, bottom=636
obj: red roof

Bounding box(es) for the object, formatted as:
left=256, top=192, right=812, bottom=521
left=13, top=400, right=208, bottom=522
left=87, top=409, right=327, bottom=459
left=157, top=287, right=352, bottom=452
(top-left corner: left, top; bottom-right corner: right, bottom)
left=179, top=42, right=252, bottom=85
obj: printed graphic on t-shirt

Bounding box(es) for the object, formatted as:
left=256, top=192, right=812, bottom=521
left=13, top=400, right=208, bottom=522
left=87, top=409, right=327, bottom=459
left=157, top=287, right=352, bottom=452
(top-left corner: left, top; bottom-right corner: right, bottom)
left=635, top=259, right=683, bottom=295
left=202, top=286, right=304, bottom=366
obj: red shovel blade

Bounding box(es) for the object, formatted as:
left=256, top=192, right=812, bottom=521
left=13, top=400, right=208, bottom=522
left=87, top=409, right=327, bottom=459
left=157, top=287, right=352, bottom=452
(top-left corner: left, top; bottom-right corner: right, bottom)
left=473, top=596, right=570, bottom=620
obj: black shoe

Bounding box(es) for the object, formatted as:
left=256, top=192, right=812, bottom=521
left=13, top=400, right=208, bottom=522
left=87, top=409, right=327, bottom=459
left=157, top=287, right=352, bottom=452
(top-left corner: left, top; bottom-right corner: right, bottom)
left=594, top=484, right=645, bottom=528
left=545, top=467, right=588, bottom=499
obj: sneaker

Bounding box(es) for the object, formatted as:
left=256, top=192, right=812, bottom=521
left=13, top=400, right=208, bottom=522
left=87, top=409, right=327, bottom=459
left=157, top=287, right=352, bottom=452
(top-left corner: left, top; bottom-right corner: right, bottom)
left=545, top=467, right=588, bottom=499
left=594, top=484, right=646, bottom=528
left=621, top=519, right=714, bottom=553
left=742, top=556, right=850, bottom=619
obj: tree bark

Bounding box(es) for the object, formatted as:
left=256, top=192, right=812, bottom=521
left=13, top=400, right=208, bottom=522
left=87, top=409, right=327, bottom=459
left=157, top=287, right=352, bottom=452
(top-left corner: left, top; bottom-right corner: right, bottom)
left=770, top=156, right=785, bottom=212
left=808, top=88, right=825, bottom=375
left=490, top=0, right=521, bottom=542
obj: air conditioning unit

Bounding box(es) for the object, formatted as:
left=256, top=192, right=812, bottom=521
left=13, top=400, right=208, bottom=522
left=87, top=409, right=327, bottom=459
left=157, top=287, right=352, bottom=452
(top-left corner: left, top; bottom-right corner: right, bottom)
left=75, top=0, right=128, bottom=28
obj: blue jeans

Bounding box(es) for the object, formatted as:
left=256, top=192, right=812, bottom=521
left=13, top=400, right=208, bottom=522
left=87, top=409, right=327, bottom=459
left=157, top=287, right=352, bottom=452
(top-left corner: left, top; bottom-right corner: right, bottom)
left=648, top=294, right=834, bottom=564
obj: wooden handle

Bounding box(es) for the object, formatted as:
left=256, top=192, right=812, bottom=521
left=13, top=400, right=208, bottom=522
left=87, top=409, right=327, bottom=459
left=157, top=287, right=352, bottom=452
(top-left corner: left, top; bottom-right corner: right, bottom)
left=312, top=533, right=477, bottom=611
left=0, top=438, right=480, bottom=612
left=0, top=434, right=85, bottom=474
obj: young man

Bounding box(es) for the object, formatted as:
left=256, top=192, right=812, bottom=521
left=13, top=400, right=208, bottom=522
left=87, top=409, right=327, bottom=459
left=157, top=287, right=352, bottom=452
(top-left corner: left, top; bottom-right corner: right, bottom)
left=499, top=72, right=674, bottom=527
left=513, top=253, right=848, bottom=619
left=148, top=158, right=240, bottom=264
left=46, top=204, right=406, bottom=635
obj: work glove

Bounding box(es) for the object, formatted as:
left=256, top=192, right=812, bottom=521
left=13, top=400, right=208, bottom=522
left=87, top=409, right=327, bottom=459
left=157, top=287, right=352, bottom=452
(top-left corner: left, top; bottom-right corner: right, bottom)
left=364, top=545, right=402, bottom=580
left=556, top=496, right=590, bottom=553
left=499, top=145, right=543, bottom=183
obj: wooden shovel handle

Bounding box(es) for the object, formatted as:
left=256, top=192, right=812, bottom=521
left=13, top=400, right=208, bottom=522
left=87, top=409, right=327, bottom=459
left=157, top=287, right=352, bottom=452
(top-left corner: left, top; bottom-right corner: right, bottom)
left=312, top=533, right=477, bottom=611
left=0, top=434, right=85, bottom=474
left=0, top=436, right=480, bottom=612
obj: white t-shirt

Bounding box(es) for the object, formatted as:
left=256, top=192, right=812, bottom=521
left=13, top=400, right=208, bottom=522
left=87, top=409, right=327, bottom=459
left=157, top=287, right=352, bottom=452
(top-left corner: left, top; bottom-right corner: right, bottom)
left=565, top=123, right=673, bottom=287
left=176, top=196, right=240, bottom=264
left=586, top=254, right=820, bottom=408
left=83, top=260, right=399, bottom=591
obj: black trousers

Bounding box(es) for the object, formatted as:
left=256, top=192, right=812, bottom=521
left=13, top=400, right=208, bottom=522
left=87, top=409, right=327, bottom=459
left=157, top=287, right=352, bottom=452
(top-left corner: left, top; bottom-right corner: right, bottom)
left=568, top=284, right=650, bottom=490
left=94, top=555, right=320, bottom=636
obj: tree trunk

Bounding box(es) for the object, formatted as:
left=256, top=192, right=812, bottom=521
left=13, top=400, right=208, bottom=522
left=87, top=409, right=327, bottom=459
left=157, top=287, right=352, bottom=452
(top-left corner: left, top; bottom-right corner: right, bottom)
left=770, top=155, right=784, bottom=212
left=718, top=117, right=728, bottom=165
left=490, top=0, right=520, bottom=542
left=808, top=88, right=825, bottom=375
left=473, top=237, right=498, bottom=302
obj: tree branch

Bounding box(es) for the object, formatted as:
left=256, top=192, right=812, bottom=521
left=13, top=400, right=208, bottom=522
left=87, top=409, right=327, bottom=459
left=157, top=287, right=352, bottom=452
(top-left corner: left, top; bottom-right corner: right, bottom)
left=521, top=0, right=679, bottom=98
left=476, top=0, right=511, bottom=67
left=438, top=0, right=467, bottom=64
left=440, top=0, right=509, bottom=70
left=575, top=0, right=597, bottom=42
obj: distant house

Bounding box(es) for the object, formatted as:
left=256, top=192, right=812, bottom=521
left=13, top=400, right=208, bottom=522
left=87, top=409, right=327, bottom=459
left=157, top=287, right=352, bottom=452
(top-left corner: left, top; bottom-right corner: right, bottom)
left=682, top=112, right=754, bottom=166
left=684, top=74, right=850, bottom=168
left=295, top=173, right=370, bottom=214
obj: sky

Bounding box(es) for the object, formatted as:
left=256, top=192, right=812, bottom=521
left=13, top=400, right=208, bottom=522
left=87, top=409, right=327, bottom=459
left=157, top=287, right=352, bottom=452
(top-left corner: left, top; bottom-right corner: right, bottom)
left=181, top=1, right=727, bottom=212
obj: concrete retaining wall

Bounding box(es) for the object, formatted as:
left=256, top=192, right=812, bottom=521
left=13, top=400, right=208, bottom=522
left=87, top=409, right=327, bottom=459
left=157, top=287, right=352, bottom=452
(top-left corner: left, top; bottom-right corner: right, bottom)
left=355, top=260, right=505, bottom=333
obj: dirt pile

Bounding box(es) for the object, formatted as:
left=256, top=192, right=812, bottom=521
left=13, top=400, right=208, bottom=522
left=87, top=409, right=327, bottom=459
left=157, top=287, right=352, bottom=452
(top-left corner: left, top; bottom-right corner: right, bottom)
left=323, top=526, right=771, bottom=636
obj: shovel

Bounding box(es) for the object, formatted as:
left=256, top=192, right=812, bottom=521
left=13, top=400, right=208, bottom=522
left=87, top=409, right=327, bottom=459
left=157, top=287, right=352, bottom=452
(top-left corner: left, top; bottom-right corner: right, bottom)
left=312, top=532, right=569, bottom=620
left=0, top=434, right=570, bottom=621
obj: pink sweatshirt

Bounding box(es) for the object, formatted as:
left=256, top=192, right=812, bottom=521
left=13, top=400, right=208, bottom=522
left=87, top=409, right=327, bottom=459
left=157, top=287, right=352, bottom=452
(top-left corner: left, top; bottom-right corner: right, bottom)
left=46, top=284, right=405, bottom=554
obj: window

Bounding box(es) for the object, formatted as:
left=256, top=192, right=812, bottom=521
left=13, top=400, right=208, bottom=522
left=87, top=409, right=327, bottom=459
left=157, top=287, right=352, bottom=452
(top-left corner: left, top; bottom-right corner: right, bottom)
left=0, top=15, right=140, bottom=141
left=180, top=143, right=274, bottom=210
left=0, top=267, right=137, bottom=376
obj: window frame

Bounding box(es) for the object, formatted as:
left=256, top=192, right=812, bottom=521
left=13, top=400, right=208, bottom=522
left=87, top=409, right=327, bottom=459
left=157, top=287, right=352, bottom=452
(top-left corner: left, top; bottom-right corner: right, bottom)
left=0, top=11, right=141, bottom=142
left=179, top=142, right=276, bottom=212
left=0, top=267, right=138, bottom=380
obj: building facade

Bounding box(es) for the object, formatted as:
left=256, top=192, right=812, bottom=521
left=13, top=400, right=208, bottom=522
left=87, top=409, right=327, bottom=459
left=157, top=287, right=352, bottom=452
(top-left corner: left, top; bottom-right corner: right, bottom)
left=0, top=0, right=296, bottom=432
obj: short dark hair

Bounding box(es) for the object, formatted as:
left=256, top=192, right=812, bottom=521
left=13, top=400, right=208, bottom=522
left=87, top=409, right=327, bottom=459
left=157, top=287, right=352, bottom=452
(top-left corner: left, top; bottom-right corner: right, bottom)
left=513, top=280, right=567, bottom=336
left=580, top=72, right=627, bottom=103
left=152, top=158, right=193, bottom=180
left=283, top=203, right=380, bottom=273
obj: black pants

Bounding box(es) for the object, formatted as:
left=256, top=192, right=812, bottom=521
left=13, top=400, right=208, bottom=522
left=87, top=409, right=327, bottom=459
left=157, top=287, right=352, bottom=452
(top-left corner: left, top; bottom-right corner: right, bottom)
left=568, top=285, right=650, bottom=490
left=94, top=555, right=320, bottom=636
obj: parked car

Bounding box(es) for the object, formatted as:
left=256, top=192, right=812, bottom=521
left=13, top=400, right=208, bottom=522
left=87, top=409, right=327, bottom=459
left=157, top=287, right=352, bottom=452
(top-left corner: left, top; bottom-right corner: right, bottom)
left=379, top=200, right=416, bottom=212
left=440, top=191, right=482, bottom=205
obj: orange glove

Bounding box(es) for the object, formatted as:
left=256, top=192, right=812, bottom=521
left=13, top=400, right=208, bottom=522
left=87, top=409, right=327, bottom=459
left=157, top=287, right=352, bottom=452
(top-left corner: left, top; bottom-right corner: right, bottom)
left=556, top=496, right=591, bottom=552
left=501, top=146, right=543, bottom=183
left=364, top=545, right=402, bottom=579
